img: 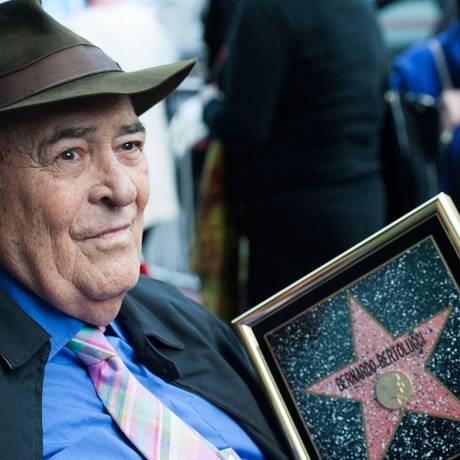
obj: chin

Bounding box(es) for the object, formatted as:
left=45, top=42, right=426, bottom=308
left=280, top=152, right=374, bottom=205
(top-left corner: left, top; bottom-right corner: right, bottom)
left=91, top=271, right=139, bottom=300
left=75, top=272, right=138, bottom=326
left=78, top=258, right=141, bottom=302
left=78, top=299, right=125, bottom=327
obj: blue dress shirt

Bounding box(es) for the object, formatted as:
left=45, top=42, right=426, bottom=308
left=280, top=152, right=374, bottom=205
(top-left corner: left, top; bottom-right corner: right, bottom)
left=0, top=269, right=263, bottom=460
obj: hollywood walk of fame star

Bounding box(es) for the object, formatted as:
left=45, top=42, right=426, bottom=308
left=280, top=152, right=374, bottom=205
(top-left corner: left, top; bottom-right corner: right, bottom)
left=304, top=296, right=460, bottom=460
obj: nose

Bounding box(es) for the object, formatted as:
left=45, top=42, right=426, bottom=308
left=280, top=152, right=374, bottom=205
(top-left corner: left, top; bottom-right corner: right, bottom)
left=88, top=154, right=137, bottom=208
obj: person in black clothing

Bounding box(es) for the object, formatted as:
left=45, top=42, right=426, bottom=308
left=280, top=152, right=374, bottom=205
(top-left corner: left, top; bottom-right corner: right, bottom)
left=204, top=0, right=388, bottom=307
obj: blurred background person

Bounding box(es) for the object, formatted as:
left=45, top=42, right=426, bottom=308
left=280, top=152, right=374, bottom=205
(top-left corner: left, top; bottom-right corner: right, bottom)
left=390, top=0, right=460, bottom=206
left=202, top=0, right=388, bottom=308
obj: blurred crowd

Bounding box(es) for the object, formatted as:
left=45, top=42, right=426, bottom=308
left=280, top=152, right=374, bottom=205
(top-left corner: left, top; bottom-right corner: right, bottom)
left=43, top=0, right=460, bottom=320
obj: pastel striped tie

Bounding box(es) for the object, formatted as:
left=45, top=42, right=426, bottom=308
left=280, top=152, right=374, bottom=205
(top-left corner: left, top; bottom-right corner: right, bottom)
left=68, top=326, right=240, bottom=460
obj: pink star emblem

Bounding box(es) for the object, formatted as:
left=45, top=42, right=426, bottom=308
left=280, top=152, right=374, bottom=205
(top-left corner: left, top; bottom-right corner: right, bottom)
left=305, top=296, right=460, bottom=460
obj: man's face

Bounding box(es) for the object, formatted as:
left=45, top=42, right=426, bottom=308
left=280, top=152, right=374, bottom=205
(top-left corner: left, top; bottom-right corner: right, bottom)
left=0, top=95, right=149, bottom=325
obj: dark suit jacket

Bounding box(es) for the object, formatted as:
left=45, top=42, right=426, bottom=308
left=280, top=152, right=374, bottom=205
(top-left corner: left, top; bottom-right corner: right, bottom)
left=204, top=0, right=386, bottom=206
left=0, top=275, right=290, bottom=460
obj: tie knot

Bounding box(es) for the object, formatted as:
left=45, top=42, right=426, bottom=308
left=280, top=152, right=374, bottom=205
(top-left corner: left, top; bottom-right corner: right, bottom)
left=68, top=326, right=116, bottom=366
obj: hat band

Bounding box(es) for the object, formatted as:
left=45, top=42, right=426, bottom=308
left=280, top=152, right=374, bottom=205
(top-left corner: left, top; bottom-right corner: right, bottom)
left=0, top=44, right=122, bottom=109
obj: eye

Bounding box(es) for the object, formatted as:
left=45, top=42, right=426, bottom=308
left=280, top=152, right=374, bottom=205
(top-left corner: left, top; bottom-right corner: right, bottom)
left=57, top=149, right=80, bottom=161
left=121, top=141, right=142, bottom=152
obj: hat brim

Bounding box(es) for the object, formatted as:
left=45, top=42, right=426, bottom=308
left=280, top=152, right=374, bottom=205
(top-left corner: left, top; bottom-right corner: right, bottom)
left=0, top=58, right=196, bottom=115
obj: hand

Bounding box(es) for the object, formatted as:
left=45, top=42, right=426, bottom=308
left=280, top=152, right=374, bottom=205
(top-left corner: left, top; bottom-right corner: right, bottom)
left=441, top=89, right=460, bottom=132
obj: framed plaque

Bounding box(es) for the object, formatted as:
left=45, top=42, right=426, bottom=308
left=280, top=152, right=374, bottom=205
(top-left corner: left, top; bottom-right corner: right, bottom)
left=233, top=193, right=460, bottom=460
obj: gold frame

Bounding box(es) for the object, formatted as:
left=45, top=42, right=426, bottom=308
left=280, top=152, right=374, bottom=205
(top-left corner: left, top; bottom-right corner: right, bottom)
left=232, top=193, right=460, bottom=460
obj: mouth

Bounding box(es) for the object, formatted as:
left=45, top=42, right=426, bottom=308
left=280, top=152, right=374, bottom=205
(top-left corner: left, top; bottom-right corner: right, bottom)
left=86, top=224, right=131, bottom=240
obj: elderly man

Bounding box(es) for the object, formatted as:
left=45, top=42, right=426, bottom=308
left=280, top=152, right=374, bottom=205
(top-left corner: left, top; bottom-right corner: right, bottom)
left=0, top=2, right=289, bottom=460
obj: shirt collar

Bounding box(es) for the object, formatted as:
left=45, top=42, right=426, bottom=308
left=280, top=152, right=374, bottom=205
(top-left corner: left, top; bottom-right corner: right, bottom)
left=108, top=319, right=128, bottom=341
left=0, top=268, right=83, bottom=360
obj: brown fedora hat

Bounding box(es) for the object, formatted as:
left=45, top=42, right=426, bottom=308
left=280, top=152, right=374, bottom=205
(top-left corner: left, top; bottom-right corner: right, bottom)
left=0, top=0, right=196, bottom=115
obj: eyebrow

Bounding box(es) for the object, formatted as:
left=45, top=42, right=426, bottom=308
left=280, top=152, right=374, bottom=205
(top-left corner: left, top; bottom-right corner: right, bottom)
left=119, top=121, right=145, bottom=136
left=44, top=126, right=97, bottom=146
